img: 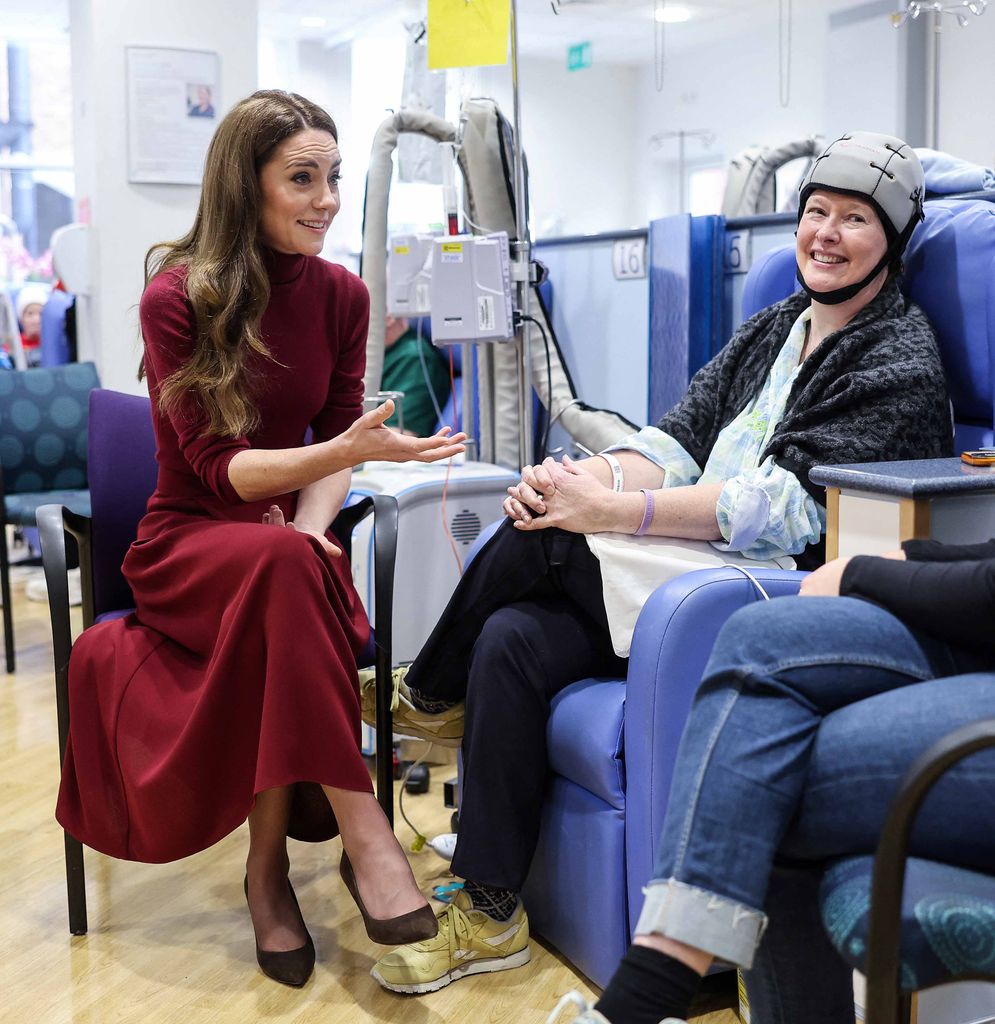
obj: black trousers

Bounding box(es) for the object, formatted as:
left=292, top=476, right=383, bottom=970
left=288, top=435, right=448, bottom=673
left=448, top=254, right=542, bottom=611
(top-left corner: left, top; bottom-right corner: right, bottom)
left=407, top=520, right=627, bottom=891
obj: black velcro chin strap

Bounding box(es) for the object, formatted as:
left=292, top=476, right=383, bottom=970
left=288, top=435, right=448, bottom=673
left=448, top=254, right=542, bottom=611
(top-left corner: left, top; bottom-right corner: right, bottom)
left=796, top=247, right=893, bottom=305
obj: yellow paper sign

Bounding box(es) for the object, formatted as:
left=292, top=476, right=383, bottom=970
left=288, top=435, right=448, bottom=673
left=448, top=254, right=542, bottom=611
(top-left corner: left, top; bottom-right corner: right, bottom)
left=428, top=0, right=511, bottom=70
left=393, top=245, right=411, bottom=255
left=442, top=242, right=464, bottom=252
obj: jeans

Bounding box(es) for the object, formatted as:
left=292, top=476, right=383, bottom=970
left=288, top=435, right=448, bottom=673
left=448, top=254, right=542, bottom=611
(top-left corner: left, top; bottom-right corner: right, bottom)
left=633, top=595, right=995, bottom=1024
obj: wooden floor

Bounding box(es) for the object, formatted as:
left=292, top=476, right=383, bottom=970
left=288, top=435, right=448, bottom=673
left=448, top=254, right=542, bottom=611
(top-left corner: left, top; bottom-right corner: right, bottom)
left=0, top=565, right=739, bottom=1024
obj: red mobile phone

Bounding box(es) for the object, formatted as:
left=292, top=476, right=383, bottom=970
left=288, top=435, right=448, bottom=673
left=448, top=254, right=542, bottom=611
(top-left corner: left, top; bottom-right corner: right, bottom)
left=961, top=450, right=995, bottom=466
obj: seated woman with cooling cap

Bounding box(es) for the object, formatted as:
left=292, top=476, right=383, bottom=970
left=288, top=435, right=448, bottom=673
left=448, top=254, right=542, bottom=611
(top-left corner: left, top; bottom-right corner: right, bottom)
left=361, top=132, right=955, bottom=997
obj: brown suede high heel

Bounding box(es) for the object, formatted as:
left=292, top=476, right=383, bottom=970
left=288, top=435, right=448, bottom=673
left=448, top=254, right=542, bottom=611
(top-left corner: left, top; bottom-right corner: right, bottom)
left=243, top=875, right=315, bottom=987
left=339, top=852, right=439, bottom=945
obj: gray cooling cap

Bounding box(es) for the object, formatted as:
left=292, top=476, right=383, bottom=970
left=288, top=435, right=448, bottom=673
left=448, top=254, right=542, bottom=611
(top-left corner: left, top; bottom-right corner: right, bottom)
left=798, top=131, right=925, bottom=239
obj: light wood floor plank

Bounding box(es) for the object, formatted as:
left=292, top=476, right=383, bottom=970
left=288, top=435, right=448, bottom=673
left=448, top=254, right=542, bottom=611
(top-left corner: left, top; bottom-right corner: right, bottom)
left=0, top=566, right=739, bottom=1024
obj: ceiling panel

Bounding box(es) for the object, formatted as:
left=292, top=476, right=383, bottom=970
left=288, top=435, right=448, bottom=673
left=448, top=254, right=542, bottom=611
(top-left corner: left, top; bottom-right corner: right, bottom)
left=258, top=0, right=866, bottom=64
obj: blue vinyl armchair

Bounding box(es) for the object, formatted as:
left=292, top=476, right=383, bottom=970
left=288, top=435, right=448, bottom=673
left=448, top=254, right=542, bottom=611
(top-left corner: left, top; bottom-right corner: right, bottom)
left=520, top=197, right=995, bottom=990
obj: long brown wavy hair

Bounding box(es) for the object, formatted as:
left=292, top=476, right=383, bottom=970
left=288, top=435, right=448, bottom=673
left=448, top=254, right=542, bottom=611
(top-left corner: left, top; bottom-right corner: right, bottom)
left=140, top=90, right=338, bottom=438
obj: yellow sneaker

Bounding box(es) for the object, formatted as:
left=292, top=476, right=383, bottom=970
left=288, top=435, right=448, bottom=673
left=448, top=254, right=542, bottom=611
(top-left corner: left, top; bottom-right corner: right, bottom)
left=358, top=665, right=465, bottom=748
left=371, top=890, right=530, bottom=994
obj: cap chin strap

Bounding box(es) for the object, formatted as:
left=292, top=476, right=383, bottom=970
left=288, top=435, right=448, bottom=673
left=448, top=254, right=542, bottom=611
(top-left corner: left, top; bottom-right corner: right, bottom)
left=796, top=248, right=893, bottom=305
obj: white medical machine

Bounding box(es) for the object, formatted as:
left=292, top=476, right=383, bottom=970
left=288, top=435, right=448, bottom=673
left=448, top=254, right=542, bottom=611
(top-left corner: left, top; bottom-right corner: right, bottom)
left=349, top=459, right=517, bottom=664
left=429, top=231, right=514, bottom=345
left=350, top=459, right=518, bottom=757
left=386, top=233, right=434, bottom=317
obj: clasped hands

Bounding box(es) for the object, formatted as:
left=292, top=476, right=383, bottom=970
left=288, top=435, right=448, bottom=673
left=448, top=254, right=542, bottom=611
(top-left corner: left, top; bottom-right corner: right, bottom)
left=503, top=455, right=614, bottom=534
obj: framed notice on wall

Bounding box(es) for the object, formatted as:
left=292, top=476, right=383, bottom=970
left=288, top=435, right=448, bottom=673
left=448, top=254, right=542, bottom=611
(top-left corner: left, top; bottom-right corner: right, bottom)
left=126, top=46, right=220, bottom=185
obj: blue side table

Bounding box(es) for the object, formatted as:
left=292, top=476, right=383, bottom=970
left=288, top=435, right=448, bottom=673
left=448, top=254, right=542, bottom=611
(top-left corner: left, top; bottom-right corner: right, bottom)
left=810, top=458, right=995, bottom=559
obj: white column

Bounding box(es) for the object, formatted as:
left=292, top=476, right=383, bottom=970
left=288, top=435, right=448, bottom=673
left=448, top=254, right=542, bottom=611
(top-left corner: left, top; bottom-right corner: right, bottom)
left=69, top=0, right=258, bottom=395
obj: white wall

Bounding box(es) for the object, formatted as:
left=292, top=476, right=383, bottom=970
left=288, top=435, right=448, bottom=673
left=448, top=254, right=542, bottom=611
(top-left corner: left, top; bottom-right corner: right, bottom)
left=937, top=13, right=995, bottom=165
left=69, top=0, right=257, bottom=395
left=633, top=10, right=827, bottom=221
left=260, top=32, right=403, bottom=262
left=262, top=40, right=641, bottom=247
left=296, top=42, right=355, bottom=259
left=465, top=56, right=642, bottom=237
left=628, top=2, right=937, bottom=222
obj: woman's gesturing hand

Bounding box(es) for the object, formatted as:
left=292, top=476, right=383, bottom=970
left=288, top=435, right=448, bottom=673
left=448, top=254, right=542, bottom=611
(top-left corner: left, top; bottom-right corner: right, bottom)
left=262, top=504, right=341, bottom=558
left=343, top=400, right=467, bottom=465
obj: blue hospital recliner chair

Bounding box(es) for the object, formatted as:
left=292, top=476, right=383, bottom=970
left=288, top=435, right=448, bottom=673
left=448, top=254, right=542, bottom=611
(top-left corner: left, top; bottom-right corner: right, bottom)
left=516, top=197, right=995, bottom=990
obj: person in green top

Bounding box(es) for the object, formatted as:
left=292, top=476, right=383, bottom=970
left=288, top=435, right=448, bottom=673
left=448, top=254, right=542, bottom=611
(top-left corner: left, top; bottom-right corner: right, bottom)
left=382, top=315, right=451, bottom=437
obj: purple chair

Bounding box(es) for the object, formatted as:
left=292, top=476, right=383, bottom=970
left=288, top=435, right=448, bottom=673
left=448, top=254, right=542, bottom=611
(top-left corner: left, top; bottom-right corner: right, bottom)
left=37, top=389, right=399, bottom=935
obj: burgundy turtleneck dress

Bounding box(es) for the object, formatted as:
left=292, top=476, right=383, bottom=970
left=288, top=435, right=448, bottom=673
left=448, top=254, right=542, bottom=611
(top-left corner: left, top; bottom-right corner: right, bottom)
left=56, top=250, right=373, bottom=863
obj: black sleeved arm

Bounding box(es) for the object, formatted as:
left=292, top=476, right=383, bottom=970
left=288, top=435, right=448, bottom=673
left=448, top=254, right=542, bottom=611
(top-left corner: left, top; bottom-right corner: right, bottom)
left=902, top=537, right=995, bottom=562
left=840, top=555, right=995, bottom=649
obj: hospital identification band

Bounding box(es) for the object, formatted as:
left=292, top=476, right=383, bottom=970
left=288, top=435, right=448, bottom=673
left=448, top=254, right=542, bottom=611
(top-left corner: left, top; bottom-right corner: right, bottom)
left=634, top=488, right=655, bottom=536
left=598, top=452, right=625, bottom=492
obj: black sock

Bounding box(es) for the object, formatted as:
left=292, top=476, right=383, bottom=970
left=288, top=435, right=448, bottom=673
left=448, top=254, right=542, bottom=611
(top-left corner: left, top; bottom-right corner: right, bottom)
left=595, top=945, right=701, bottom=1024
left=462, top=880, right=519, bottom=922
left=409, top=688, right=459, bottom=714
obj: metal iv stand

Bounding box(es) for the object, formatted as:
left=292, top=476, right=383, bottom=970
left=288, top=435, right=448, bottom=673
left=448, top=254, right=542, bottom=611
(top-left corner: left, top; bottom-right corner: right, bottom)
left=509, top=0, right=534, bottom=470
left=448, top=0, right=532, bottom=470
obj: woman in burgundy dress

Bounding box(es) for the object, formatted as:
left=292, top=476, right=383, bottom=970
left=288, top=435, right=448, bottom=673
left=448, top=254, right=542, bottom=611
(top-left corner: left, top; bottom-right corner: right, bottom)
left=56, top=90, right=465, bottom=987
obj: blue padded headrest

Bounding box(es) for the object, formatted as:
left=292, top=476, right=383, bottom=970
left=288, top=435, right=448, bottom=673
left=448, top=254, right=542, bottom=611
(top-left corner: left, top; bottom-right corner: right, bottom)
left=740, top=245, right=800, bottom=321
left=739, top=199, right=995, bottom=430
left=903, top=199, right=995, bottom=427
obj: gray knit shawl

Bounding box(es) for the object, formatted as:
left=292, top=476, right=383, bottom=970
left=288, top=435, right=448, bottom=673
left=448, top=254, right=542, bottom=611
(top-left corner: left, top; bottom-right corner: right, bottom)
left=657, top=281, right=953, bottom=564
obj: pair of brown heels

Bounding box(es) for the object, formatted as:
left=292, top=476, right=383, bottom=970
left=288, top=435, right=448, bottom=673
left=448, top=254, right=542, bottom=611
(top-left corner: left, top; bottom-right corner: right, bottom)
left=245, top=858, right=437, bottom=987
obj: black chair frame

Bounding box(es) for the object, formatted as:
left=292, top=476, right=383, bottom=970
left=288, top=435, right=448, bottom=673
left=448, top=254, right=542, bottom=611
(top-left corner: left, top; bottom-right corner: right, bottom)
left=38, top=494, right=399, bottom=936
left=864, top=717, right=995, bottom=1024
left=0, top=462, right=15, bottom=673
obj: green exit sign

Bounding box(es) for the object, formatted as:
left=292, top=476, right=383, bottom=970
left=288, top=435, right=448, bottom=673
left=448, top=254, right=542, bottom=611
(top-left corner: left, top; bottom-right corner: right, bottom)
left=567, top=41, right=592, bottom=71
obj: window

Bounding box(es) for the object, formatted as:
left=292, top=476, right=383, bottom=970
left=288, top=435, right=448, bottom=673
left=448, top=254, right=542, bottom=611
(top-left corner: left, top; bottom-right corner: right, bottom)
left=688, top=165, right=726, bottom=216
left=0, top=38, right=75, bottom=285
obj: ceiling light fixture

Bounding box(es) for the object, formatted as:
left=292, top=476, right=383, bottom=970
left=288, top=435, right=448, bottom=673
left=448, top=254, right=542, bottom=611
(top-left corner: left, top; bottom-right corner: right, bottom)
left=891, top=0, right=987, bottom=28
left=655, top=4, right=690, bottom=22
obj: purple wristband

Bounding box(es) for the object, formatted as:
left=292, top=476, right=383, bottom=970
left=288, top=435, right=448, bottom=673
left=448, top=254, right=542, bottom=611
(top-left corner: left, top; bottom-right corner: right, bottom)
left=634, top=488, right=655, bottom=536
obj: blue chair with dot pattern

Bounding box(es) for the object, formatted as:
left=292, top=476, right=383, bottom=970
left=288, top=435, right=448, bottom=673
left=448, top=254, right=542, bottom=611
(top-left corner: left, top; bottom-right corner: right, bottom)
left=820, top=713, right=995, bottom=1024
left=0, top=361, right=99, bottom=671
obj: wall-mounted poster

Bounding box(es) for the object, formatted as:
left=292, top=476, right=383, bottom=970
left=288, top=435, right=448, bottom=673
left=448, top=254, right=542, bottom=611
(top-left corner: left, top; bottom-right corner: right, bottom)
left=126, top=46, right=220, bottom=185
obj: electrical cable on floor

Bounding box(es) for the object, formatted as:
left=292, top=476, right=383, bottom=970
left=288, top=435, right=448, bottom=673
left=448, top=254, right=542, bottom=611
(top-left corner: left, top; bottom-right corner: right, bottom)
left=398, top=745, right=431, bottom=852
left=397, top=739, right=460, bottom=863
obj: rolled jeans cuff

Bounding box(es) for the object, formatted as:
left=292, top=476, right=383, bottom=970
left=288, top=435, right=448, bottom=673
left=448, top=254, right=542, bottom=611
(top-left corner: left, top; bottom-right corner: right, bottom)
left=634, top=878, right=768, bottom=969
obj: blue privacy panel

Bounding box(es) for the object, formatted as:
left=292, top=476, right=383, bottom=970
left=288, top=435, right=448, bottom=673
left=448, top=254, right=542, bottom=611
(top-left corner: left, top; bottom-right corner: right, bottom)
left=648, top=214, right=725, bottom=424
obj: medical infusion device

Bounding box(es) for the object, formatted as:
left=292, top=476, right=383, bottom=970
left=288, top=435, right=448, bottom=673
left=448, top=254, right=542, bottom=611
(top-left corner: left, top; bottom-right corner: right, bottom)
left=429, top=231, right=514, bottom=345
left=386, top=233, right=434, bottom=317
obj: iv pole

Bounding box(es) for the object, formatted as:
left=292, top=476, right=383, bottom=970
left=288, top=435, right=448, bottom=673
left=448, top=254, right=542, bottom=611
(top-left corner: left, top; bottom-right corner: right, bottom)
left=649, top=129, right=715, bottom=213
left=509, top=0, right=534, bottom=469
